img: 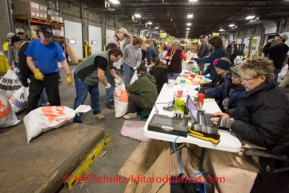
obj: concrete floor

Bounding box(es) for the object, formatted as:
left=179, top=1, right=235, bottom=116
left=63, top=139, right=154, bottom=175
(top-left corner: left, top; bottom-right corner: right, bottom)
left=1, top=63, right=289, bottom=193
left=0, top=65, right=140, bottom=193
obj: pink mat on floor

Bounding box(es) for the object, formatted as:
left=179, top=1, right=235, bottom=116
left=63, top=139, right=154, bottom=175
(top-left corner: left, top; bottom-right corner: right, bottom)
left=120, top=120, right=152, bottom=142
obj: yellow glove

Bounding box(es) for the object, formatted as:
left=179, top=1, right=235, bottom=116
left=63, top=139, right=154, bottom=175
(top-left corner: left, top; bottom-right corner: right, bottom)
left=66, top=74, right=73, bottom=86
left=184, top=59, right=190, bottom=64
left=33, top=68, right=44, bottom=81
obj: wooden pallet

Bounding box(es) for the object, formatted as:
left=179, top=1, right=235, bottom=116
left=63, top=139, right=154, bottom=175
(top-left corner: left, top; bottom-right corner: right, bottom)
left=0, top=122, right=108, bottom=193
left=14, top=15, right=47, bottom=22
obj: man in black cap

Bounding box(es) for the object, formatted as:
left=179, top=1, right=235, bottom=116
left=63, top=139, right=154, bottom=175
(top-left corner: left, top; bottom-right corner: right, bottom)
left=10, top=35, right=30, bottom=87
left=197, top=35, right=208, bottom=72
left=24, top=26, right=73, bottom=113
left=263, top=33, right=289, bottom=84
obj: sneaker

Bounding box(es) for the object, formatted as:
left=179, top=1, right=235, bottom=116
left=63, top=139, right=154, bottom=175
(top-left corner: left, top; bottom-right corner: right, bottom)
left=123, top=113, right=137, bottom=120
left=106, top=102, right=114, bottom=109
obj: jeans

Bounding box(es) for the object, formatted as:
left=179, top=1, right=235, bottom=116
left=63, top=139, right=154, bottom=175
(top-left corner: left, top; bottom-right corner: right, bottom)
left=128, top=94, right=146, bottom=113
left=26, top=73, right=60, bottom=114
left=105, top=70, right=119, bottom=104
left=198, top=62, right=205, bottom=72
left=14, top=62, right=20, bottom=77
left=198, top=56, right=206, bottom=72
left=38, top=88, right=48, bottom=107
left=123, top=63, right=135, bottom=85
left=274, top=69, right=282, bottom=84
left=167, top=72, right=179, bottom=80
left=73, top=73, right=100, bottom=123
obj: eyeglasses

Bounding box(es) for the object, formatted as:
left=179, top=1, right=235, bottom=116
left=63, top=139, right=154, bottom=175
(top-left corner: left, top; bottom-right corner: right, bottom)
left=241, top=77, right=256, bottom=82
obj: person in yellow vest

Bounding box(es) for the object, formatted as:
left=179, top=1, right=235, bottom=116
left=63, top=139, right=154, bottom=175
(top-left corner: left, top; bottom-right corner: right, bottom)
left=3, top=32, right=14, bottom=58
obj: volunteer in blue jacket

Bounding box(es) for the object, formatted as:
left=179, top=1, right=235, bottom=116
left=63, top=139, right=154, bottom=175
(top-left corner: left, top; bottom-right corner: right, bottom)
left=193, top=36, right=229, bottom=80
left=204, top=65, right=245, bottom=111
left=25, top=26, right=72, bottom=114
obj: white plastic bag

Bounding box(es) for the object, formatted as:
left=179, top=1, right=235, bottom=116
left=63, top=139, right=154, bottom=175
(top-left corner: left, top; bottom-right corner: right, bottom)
left=130, top=71, right=138, bottom=85
left=113, top=83, right=129, bottom=118
left=24, top=105, right=91, bottom=143
left=9, top=86, right=29, bottom=113
left=0, top=69, right=22, bottom=99
left=0, top=93, right=20, bottom=128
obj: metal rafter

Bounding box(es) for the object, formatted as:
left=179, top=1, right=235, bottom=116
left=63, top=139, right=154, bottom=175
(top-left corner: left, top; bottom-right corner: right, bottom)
left=97, top=0, right=289, bottom=38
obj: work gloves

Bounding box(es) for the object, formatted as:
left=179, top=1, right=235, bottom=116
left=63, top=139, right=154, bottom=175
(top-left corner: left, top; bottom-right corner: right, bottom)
left=114, top=78, right=123, bottom=86
left=105, top=83, right=111, bottom=89
left=33, top=68, right=44, bottom=81
left=66, top=74, right=73, bottom=86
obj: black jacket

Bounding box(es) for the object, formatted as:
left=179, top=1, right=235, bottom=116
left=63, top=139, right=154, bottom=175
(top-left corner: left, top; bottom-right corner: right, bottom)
left=149, top=63, right=168, bottom=93
left=226, top=44, right=237, bottom=57
left=228, top=81, right=289, bottom=155
left=18, top=42, right=31, bottom=86
left=263, top=42, right=289, bottom=69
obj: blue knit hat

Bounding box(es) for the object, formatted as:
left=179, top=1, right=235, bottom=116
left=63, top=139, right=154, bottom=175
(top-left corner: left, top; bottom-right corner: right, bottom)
left=213, top=58, right=230, bottom=70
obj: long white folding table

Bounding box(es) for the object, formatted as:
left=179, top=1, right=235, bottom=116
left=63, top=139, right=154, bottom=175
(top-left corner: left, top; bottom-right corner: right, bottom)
left=143, top=83, right=242, bottom=153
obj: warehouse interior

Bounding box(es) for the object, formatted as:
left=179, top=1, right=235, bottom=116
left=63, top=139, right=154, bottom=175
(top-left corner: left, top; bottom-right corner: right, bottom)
left=1, top=0, right=289, bottom=193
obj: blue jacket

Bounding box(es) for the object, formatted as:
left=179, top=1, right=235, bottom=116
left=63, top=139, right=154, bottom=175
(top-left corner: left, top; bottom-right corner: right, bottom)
left=204, top=75, right=245, bottom=109
left=194, top=47, right=229, bottom=80
left=146, top=47, right=159, bottom=65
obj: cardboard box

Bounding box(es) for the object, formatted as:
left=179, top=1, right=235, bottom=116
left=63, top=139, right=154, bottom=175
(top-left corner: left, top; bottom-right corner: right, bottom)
left=123, top=142, right=207, bottom=193
left=39, top=10, right=47, bottom=19
left=13, top=0, right=38, bottom=16
left=134, top=142, right=171, bottom=193
left=48, top=10, right=59, bottom=16
left=31, top=25, right=40, bottom=30
left=53, top=29, right=64, bottom=37
left=120, top=141, right=171, bottom=193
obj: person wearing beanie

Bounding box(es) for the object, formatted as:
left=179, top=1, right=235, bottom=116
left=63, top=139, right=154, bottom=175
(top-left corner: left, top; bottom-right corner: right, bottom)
left=2, top=32, right=15, bottom=58
left=201, top=57, right=231, bottom=90
left=204, top=65, right=245, bottom=111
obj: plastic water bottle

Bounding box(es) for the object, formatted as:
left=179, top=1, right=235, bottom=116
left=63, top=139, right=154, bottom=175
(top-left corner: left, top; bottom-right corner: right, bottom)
left=180, top=75, right=185, bottom=88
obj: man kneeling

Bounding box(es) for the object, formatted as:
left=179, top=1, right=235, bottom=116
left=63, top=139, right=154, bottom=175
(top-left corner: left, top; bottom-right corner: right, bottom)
left=124, top=66, right=158, bottom=119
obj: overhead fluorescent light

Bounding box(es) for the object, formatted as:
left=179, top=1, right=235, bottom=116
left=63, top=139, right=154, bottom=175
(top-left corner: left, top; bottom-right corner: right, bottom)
left=229, top=24, right=235, bottom=27
left=155, top=27, right=159, bottom=29
left=109, top=0, right=120, bottom=4
left=245, top=15, right=255, bottom=20
left=189, top=0, right=198, bottom=2
left=134, top=14, right=141, bottom=18
left=219, top=28, right=224, bottom=32
left=148, top=22, right=152, bottom=25
left=187, top=23, right=191, bottom=26
left=187, top=14, right=193, bottom=18
left=186, top=28, right=190, bottom=30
